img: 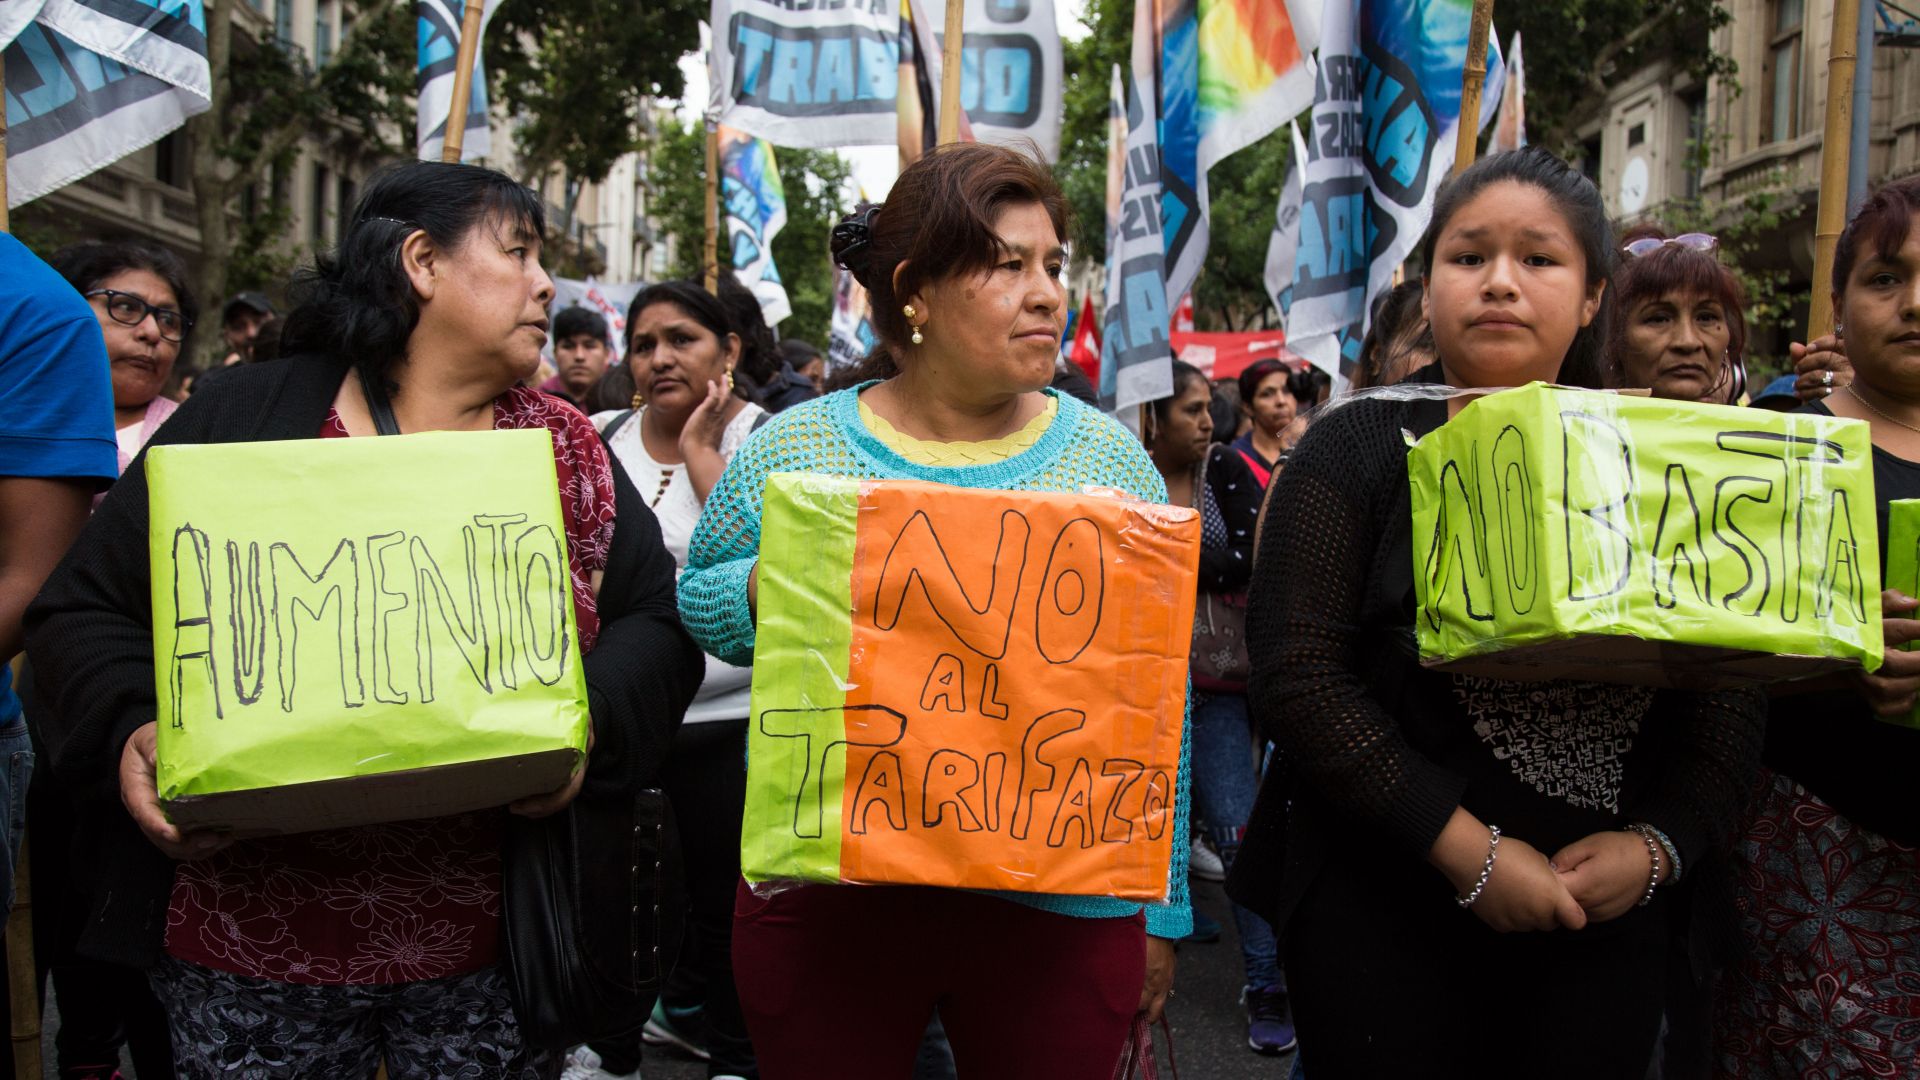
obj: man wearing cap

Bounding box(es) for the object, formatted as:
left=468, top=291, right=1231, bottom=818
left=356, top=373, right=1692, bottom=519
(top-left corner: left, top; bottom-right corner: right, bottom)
left=220, top=291, right=274, bottom=366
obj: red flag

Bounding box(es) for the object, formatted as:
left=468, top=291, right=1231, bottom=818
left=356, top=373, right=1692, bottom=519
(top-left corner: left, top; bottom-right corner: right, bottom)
left=1070, top=295, right=1101, bottom=383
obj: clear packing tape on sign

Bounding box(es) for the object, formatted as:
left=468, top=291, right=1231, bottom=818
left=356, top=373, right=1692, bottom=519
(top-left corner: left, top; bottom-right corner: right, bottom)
left=147, top=429, right=591, bottom=835
left=743, top=473, right=1200, bottom=901
left=1406, top=382, right=1883, bottom=689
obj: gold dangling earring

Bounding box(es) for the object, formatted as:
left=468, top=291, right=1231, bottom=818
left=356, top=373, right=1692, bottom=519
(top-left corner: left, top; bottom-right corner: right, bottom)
left=725, top=369, right=735, bottom=395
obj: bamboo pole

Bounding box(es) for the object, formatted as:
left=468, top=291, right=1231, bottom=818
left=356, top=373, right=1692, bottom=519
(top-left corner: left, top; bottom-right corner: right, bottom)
left=439, top=0, right=487, bottom=163
left=1810, top=0, right=1862, bottom=339
left=704, top=124, right=720, bottom=293
left=936, top=0, right=965, bottom=145
left=1451, top=0, right=1496, bottom=177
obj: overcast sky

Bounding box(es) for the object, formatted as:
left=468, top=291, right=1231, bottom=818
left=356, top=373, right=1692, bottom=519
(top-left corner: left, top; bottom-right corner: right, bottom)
left=675, top=0, right=1090, bottom=200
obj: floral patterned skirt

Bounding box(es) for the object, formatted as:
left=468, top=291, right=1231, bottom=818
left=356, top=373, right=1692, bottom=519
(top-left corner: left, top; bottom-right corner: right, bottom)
left=1715, top=768, right=1920, bottom=1079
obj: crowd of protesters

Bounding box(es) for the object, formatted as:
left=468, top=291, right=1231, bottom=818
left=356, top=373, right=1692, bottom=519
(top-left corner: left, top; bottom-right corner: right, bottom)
left=0, top=138, right=1902, bottom=1080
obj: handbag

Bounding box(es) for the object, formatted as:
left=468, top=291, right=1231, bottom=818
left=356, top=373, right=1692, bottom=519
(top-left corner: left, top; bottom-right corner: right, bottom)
left=1187, top=458, right=1252, bottom=693
left=501, top=786, right=685, bottom=1048
left=1112, top=1014, right=1181, bottom=1080
left=355, top=366, right=687, bottom=1048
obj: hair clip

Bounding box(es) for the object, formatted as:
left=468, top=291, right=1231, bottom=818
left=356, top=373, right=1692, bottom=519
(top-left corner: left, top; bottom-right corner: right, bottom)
left=368, top=216, right=415, bottom=230
left=831, top=205, right=882, bottom=273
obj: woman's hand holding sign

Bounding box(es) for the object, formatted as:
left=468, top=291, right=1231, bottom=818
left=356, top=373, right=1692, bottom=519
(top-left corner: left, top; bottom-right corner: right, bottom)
left=1858, top=590, right=1920, bottom=716
left=121, top=721, right=231, bottom=861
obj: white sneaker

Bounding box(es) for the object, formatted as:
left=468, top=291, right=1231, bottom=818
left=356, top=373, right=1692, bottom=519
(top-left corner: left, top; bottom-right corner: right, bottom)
left=560, top=1045, right=643, bottom=1080
left=1190, top=837, right=1226, bottom=882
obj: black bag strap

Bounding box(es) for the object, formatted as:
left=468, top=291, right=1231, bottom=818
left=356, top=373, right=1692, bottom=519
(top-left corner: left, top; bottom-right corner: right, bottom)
left=357, top=366, right=402, bottom=436
left=599, top=408, right=637, bottom=441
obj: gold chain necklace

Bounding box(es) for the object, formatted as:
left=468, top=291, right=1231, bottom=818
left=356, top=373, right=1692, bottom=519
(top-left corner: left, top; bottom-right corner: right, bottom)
left=1845, top=384, right=1920, bottom=437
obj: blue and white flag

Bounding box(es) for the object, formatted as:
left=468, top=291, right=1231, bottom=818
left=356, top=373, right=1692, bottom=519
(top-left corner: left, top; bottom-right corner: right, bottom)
left=3, top=0, right=211, bottom=208
left=719, top=124, right=790, bottom=327
left=1262, top=118, right=1309, bottom=326
left=1098, top=0, right=1172, bottom=414
left=1286, top=0, right=1503, bottom=377
left=416, top=0, right=501, bottom=162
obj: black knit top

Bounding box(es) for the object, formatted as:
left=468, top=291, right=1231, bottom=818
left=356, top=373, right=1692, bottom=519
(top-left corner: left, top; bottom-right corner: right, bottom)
left=1230, top=373, right=1767, bottom=931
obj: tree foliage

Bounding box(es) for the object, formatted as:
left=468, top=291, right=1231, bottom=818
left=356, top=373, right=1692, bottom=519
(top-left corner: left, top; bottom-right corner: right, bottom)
left=648, top=116, right=854, bottom=350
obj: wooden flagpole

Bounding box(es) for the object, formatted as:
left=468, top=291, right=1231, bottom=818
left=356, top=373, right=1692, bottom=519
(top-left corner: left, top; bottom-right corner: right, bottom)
left=705, top=124, right=720, bottom=292
left=936, top=0, right=965, bottom=145
left=1809, top=0, right=1862, bottom=339
left=440, top=0, right=487, bottom=163
left=1451, top=0, right=1495, bottom=177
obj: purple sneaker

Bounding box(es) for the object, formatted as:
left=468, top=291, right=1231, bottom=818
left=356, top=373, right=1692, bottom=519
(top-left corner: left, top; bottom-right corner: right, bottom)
left=1243, top=983, right=1297, bottom=1055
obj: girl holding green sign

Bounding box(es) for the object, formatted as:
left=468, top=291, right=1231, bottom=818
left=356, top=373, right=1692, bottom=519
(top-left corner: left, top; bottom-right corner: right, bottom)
left=1230, top=147, right=1767, bottom=1079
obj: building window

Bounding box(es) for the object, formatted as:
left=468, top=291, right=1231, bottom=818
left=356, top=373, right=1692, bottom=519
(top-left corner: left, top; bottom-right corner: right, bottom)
left=1580, top=135, right=1602, bottom=187
left=1768, top=0, right=1804, bottom=144
left=1683, top=92, right=1707, bottom=199
left=337, top=176, right=357, bottom=231
left=155, top=132, right=184, bottom=188
left=274, top=0, right=294, bottom=48
left=315, top=0, right=334, bottom=65
left=310, top=163, right=331, bottom=247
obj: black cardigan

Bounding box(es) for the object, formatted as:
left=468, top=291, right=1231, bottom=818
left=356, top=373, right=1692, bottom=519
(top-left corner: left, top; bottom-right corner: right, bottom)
left=1226, top=385, right=1767, bottom=938
left=23, top=355, right=705, bottom=968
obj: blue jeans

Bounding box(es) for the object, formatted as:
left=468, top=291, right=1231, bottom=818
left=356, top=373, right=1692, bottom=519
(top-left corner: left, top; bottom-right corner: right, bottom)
left=0, top=717, right=31, bottom=915
left=1189, top=692, right=1281, bottom=990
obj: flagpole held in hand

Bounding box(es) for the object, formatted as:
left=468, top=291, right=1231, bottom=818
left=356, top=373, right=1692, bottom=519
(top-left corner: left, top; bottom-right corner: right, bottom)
left=1451, top=0, right=1495, bottom=177
left=440, top=0, right=487, bottom=163
left=1809, top=0, right=1861, bottom=339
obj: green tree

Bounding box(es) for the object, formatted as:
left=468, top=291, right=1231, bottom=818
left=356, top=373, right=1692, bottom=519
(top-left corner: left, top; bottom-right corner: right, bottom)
left=649, top=116, right=853, bottom=349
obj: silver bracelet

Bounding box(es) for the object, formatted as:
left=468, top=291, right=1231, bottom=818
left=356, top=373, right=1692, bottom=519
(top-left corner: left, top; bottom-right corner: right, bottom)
left=1456, top=825, right=1501, bottom=908
left=1625, top=824, right=1661, bottom=907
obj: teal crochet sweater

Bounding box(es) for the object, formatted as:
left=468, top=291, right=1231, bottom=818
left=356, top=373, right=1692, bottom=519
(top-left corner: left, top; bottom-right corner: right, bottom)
left=680, top=384, right=1194, bottom=939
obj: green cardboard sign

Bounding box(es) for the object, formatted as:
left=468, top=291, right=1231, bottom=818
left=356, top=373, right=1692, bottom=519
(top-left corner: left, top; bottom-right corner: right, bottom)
left=1408, top=383, right=1882, bottom=684
left=1881, top=499, right=1920, bottom=729
left=148, top=429, right=590, bottom=806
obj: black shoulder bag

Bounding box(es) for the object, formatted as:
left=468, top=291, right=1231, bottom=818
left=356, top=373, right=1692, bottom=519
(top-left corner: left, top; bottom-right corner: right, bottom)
left=358, top=368, right=685, bottom=1049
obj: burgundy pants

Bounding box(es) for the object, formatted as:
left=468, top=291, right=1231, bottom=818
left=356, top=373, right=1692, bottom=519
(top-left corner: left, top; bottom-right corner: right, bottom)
left=732, top=880, right=1146, bottom=1080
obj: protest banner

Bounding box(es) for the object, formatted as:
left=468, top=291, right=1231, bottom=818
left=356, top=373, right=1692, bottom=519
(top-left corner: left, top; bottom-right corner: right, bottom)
left=1285, top=1, right=1502, bottom=376
left=1100, top=0, right=1171, bottom=413
left=148, top=430, right=590, bottom=835
left=416, top=0, right=502, bottom=162
left=1409, top=384, right=1882, bottom=688
left=2, top=0, right=212, bottom=208
left=744, top=474, right=1200, bottom=900
left=1170, top=330, right=1302, bottom=382
left=710, top=0, right=1060, bottom=159
left=719, top=125, right=791, bottom=326
left=1881, top=500, right=1920, bottom=730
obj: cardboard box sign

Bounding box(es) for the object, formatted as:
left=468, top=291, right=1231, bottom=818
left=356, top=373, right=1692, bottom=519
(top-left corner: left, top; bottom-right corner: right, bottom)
left=147, top=430, right=591, bottom=836
left=1408, top=383, right=1883, bottom=688
left=745, top=474, right=1200, bottom=901
left=1878, top=500, right=1920, bottom=730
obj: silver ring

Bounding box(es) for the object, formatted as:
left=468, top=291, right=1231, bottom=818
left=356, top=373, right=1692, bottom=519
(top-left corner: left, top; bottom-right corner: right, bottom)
left=1824, top=370, right=1835, bottom=387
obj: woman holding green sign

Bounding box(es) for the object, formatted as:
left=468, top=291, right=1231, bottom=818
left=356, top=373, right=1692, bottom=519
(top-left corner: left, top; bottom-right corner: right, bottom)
left=678, top=142, right=1190, bottom=1078
left=1230, top=147, right=1766, bottom=1079
left=26, top=161, right=704, bottom=1080
left=1716, top=176, right=1920, bottom=1077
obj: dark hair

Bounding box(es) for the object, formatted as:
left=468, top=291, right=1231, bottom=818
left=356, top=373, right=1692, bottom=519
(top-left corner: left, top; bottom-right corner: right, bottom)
left=249, top=315, right=284, bottom=364
left=626, top=279, right=752, bottom=401
left=1419, top=146, right=1615, bottom=389
left=552, top=306, right=611, bottom=346
left=1236, top=357, right=1289, bottom=407
left=1282, top=367, right=1319, bottom=405
left=49, top=240, right=200, bottom=354
left=829, top=142, right=1069, bottom=381
left=279, top=161, right=545, bottom=389
left=1148, top=360, right=1210, bottom=423
left=1833, top=175, right=1920, bottom=295
left=714, top=272, right=779, bottom=393
left=1207, top=378, right=1240, bottom=443
left=1608, top=224, right=1748, bottom=397
left=1354, top=280, right=1430, bottom=390
left=779, top=338, right=824, bottom=367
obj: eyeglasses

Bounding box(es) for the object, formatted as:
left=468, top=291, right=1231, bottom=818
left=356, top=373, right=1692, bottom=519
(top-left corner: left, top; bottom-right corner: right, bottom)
left=1621, top=233, right=1718, bottom=259
left=86, top=289, right=192, bottom=342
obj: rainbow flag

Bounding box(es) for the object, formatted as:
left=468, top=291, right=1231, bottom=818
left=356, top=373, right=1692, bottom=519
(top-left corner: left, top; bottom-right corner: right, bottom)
left=1159, top=0, right=1320, bottom=308
left=718, top=126, right=790, bottom=327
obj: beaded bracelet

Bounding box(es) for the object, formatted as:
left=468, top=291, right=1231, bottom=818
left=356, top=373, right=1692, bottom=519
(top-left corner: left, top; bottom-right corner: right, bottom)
left=1456, top=825, right=1501, bottom=908
left=1624, top=823, right=1662, bottom=907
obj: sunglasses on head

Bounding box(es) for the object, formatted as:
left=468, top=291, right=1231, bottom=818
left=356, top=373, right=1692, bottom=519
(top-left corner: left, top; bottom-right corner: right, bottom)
left=1621, top=233, right=1718, bottom=258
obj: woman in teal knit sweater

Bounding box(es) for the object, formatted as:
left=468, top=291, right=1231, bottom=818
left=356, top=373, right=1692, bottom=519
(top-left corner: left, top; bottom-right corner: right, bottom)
left=677, top=143, right=1191, bottom=1078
